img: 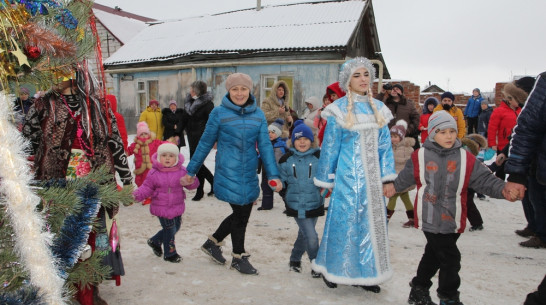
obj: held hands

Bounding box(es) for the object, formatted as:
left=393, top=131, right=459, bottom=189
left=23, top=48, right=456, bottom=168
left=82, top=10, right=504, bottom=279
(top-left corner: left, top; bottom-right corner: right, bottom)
left=181, top=174, right=196, bottom=186
left=383, top=183, right=395, bottom=198
left=502, top=182, right=526, bottom=202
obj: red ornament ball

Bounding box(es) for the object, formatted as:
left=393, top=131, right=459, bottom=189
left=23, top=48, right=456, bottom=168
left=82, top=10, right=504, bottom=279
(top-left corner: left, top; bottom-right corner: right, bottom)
left=24, top=45, right=41, bottom=60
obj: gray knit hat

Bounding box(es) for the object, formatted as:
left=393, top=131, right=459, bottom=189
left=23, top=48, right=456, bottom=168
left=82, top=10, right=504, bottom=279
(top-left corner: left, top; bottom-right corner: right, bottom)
left=338, top=57, right=376, bottom=93
left=428, top=110, right=457, bottom=141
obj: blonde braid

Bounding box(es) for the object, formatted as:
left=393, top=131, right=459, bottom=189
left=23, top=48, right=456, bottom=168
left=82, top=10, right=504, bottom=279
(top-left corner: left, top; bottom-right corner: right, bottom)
left=368, top=87, right=386, bottom=127
left=345, top=89, right=356, bottom=128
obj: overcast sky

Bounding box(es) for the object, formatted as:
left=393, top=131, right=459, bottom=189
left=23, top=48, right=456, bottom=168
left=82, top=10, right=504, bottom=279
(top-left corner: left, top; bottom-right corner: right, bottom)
left=94, top=0, right=546, bottom=94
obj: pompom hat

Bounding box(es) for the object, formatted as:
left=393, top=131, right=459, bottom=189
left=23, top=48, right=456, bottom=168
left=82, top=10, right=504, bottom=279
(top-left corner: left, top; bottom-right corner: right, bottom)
left=390, top=120, right=408, bottom=141
left=338, top=57, right=376, bottom=93
left=291, top=120, right=314, bottom=143
left=428, top=110, right=457, bottom=141
left=157, top=142, right=180, bottom=164
left=136, top=121, right=151, bottom=137
left=225, top=73, right=253, bottom=91
left=268, top=118, right=284, bottom=138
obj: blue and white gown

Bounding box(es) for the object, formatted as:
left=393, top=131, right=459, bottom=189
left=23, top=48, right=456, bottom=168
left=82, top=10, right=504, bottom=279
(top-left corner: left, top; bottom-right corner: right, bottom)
left=312, top=93, right=396, bottom=286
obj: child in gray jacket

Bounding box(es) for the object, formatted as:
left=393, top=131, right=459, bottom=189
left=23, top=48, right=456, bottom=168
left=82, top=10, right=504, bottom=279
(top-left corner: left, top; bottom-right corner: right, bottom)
left=384, top=111, right=514, bottom=305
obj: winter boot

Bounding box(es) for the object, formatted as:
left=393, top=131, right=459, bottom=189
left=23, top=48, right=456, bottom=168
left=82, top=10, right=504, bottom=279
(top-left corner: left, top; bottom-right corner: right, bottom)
left=147, top=239, right=162, bottom=257
left=469, top=224, right=484, bottom=232
left=408, top=282, right=437, bottom=305
left=164, top=253, right=182, bottom=263
left=515, top=226, right=535, bottom=238
left=403, top=210, right=415, bottom=228
left=230, top=253, right=258, bottom=275
left=192, top=189, right=204, bottom=201
left=201, top=236, right=226, bottom=264
left=438, top=292, right=464, bottom=305
left=386, top=209, right=395, bottom=223
left=289, top=261, right=302, bottom=273
left=356, top=285, right=381, bottom=293
left=519, top=236, right=546, bottom=248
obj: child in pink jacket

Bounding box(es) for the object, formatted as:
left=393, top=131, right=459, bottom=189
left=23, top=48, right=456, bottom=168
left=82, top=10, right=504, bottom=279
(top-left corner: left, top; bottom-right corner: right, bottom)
left=134, top=143, right=199, bottom=263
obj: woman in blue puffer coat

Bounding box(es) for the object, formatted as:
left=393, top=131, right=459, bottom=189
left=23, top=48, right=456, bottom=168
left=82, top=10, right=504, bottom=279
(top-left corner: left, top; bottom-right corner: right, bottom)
left=183, top=73, right=282, bottom=275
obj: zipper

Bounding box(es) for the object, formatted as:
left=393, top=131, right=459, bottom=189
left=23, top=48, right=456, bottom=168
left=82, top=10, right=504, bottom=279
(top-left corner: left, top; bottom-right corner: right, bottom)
left=308, top=163, right=312, bottom=178
left=292, top=164, right=297, bottom=178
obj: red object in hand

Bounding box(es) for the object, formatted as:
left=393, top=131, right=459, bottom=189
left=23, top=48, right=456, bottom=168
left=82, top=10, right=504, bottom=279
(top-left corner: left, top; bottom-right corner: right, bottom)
left=269, top=181, right=277, bottom=187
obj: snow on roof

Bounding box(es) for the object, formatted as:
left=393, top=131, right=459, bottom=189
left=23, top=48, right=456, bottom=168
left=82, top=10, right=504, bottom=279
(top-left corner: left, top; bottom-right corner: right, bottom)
left=104, top=0, right=367, bottom=66
left=93, top=8, right=150, bottom=44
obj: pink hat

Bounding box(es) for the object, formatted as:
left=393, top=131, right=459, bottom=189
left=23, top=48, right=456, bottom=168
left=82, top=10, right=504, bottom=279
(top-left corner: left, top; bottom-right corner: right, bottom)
left=149, top=100, right=159, bottom=106
left=136, top=121, right=151, bottom=137
left=169, top=100, right=177, bottom=106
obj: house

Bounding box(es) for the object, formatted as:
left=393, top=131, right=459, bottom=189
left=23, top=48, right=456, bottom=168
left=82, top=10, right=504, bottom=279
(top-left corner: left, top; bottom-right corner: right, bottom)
left=103, top=0, right=389, bottom=133
left=91, top=3, right=155, bottom=93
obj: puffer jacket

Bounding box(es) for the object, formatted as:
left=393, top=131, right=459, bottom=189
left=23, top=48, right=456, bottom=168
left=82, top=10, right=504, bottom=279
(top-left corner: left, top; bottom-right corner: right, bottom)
left=506, top=71, right=546, bottom=185
left=133, top=153, right=199, bottom=219
left=433, top=104, right=466, bottom=139
left=186, top=93, right=280, bottom=205
left=464, top=95, right=483, bottom=118
left=393, top=138, right=505, bottom=234
left=139, top=106, right=164, bottom=140
left=279, top=148, right=324, bottom=218
left=487, top=102, right=521, bottom=150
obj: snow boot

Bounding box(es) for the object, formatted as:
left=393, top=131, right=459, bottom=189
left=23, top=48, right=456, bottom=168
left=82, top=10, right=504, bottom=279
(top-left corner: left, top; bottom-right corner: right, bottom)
left=147, top=239, right=162, bottom=257
left=230, top=253, right=258, bottom=275
left=289, top=261, right=301, bottom=273
left=408, top=282, right=437, bottom=305
left=439, top=293, right=463, bottom=305
left=201, top=236, right=226, bottom=264
left=403, top=210, right=415, bottom=228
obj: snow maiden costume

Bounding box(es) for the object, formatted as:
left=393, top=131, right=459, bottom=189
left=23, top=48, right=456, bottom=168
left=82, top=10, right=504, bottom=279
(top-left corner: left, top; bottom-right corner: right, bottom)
left=312, top=57, right=396, bottom=289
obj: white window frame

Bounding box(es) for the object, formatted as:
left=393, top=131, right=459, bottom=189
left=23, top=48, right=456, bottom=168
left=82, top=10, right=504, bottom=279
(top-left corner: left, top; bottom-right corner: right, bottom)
left=260, top=74, right=294, bottom=108
left=136, top=78, right=159, bottom=113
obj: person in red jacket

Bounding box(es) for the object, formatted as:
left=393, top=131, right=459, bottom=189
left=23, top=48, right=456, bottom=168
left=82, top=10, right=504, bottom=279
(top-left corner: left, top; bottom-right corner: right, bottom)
left=106, top=94, right=129, bottom=152
left=317, top=82, right=346, bottom=145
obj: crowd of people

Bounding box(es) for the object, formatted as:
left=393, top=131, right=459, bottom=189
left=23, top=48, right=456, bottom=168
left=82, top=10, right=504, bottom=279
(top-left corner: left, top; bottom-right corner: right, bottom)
left=15, top=58, right=545, bottom=305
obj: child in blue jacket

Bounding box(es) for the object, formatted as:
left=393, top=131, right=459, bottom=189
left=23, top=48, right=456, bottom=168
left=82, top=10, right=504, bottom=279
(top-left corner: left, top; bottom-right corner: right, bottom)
left=279, top=120, right=324, bottom=277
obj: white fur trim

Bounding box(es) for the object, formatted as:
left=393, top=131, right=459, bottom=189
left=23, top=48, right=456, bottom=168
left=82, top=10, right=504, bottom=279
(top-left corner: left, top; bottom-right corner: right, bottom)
left=311, top=261, right=393, bottom=286
left=381, top=174, right=398, bottom=183
left=321, top=100, right=394, bottom=131
left=314, top=177, right=334, bottom=189
left=455, top=148, right=467, bottom=232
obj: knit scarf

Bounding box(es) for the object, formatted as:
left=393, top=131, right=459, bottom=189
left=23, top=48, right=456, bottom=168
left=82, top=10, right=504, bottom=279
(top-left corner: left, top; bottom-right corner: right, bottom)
left=133, top=136, right=153, bottom=175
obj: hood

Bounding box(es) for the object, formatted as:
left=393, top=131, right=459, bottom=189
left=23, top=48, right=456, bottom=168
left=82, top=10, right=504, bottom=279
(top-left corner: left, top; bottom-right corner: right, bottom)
left=151, top=152, right=184, bottom=171
left=305, top=96, right=322, bottom=111
left=221, top=93, right=257, bottom=114
left=326, top=82, right=346, bottom=102
left=423, top=97, right=439, bottom=114
left=271, top=80, right=290, bottom=102
left=106, top=94, right=117, bottom=112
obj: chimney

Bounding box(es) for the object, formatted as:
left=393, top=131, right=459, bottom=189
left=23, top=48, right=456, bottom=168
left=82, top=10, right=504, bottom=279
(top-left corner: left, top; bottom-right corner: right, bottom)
left=257, top=0, right=261, bottom=11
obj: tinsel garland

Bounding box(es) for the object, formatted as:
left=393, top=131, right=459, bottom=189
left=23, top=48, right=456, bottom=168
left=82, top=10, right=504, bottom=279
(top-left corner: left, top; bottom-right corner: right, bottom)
left=0, top=287, right=45, bottom=305
left=51, top=183, right=101, bottom=277
left=0, top=93, right=66, bottom=304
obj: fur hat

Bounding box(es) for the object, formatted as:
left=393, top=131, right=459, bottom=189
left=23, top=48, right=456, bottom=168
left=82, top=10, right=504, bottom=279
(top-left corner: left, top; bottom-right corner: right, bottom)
left=466, top=133, right=487, bottom=149
left=503, top=77, right=535, bottom=104
left=393, top=84, right=404, bottom=94
left=268, top=118, right=284, bottom=138
left=441, top=92, right=455, bottom=102
left=225, top=73, right=253, bottom=91
left=338, top=57, right=376, bottom=93
left=390, top=120, right=407, bottom=141
left=136, top=121, right=151, bottom=137
left=291, top=120, right=314, bottom=143
left=157, top=143, right=180, bottom=164
left=428, top=110, right=457, bottom=141
left=169, top=100, right=177, bottom=106
left=149, top=100, right=159, bottom=106
left=461, top=137, right=479, bottom=156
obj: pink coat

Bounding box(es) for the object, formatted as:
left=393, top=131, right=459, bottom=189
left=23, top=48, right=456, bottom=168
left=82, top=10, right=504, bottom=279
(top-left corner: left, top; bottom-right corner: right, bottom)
left=128, top=138, right=164, bottom=186
left=133, top=153, right=199, bottom=219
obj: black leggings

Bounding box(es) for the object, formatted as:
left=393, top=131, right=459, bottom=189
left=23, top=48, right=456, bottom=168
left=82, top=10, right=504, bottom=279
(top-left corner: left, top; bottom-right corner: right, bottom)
left=212, top=203, right=253, bottom=254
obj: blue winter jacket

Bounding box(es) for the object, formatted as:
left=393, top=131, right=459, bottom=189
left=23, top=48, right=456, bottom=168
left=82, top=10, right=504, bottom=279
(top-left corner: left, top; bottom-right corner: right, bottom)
left=279, top=147, right=324, bottom=218
left=505, top=71, right=546, bottom=185
left=186, top=93, right=280, bottom=205
left=464, top=95, right=483, bottom=118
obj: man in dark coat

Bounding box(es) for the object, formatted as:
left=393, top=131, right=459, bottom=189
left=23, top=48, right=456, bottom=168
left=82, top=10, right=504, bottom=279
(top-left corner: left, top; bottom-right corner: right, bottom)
left=162, top=100, right=185, bottom=148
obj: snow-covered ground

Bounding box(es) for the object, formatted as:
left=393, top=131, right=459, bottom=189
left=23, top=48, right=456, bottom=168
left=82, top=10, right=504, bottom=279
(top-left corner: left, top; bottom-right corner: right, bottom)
left=103, top=138, right=545, bottom=305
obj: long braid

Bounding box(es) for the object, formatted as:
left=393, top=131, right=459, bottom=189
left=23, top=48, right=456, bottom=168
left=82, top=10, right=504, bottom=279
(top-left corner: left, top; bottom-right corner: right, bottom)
left=368, top=87, right=386, bottom=127
left=345, top=89, right=356, bottom=128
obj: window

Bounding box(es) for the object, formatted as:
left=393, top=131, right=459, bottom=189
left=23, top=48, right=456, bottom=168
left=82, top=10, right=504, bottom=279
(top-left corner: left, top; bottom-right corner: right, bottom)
left=136, top=79, right=159, bottom=113
left=260, top=75, right=294, bottom=108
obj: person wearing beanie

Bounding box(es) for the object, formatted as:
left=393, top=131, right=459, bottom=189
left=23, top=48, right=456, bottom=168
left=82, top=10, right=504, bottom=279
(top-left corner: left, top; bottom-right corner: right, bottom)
left=133, top=142, right=199, bottom=263
left=487, top=77, right=535, bottom=180
left=128, top=122, right=164, bottom=201
left=278, top=119, right=324, bottom=277
left=464, top=88, right=484, bottom=134
left=384, top=109, right=514, bottom=305
left=261, top=79, right=295, bottom=138
left=387, top=120, right=416, bottom=228
left=258, top=119, right=288, bottom=211
left=182, top=72, right=282, bottom=275
left=385, top=82, right=420, bottom=149
left=162, top=99, right=185, bottom=148
left=139, top=99, right=164, bottom=140
left=184, top=80, right=215, bottom=201
left=433, top=92, right=465, bottom=139
left=313, top=57, right=395, bottom=292
left=106, top=94, right=129, bottom=152
left=418, top=97, right=439, bottom=144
